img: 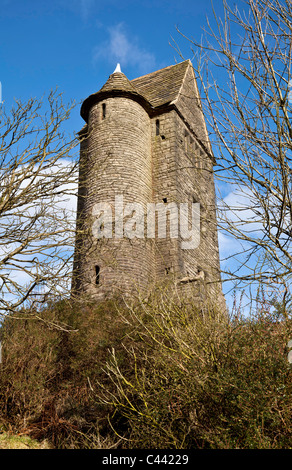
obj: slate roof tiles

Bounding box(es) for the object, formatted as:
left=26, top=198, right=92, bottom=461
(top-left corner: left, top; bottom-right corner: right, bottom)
left=131, top=60, right=190, bottom=108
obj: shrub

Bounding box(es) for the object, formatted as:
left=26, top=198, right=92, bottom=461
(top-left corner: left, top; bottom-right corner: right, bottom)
left=1, top=290, right=292, bottom=449
left=95, top=291, right=292, bottom=448
left=0, top=298, right=127, bottom=448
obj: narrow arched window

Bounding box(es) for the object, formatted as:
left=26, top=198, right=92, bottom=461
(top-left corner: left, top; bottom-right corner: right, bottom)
left=95, top=265, right=100, bottom=285
left=102, top=103, right=106, bottom=120
left=156, top=119, right=160, bottom=136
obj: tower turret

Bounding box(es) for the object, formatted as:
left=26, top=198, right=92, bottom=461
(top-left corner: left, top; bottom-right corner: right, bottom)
left=72, top=65, right=155, bottom=298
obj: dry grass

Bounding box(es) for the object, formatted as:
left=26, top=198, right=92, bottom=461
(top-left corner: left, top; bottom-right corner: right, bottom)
left=0, top=432, right=51, bottom=449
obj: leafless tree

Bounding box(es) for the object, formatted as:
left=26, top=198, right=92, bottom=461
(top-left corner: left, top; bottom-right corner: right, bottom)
left=175, top=0, right=292, bottom=306
left=0, top=90, right=78, bottom=317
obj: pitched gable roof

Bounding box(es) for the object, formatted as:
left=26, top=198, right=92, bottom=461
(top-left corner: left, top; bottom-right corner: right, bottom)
left=131, top=60, right=190, bottom=108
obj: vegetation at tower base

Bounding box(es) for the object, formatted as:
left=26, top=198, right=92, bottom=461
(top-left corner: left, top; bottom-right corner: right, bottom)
left=0, top=288, right=292, bottom=449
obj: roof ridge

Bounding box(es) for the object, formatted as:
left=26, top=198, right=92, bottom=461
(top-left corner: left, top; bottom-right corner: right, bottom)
left=131, top=59, right=191, bottom=83
left=170, top=61, right=193, bottom=105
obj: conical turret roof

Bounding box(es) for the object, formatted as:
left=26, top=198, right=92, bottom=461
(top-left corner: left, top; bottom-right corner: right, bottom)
left=99, top=70, right=139, bottom=95
left=81, top=65, right=150, bottom=122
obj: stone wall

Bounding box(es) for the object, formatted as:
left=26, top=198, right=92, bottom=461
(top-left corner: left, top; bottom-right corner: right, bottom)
left=73, top=96, right=155, bottom=299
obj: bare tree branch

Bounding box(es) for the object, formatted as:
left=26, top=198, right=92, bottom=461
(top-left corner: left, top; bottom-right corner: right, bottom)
left=0, top=89, right=79, bottom=317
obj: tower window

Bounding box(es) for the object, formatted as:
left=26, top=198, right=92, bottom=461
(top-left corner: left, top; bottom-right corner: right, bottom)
left=156, top=119, right=160, bottom=136
left=102, top=103, right=106, bottom=120
left=184, top=131, right=194, bottom=154
left=95, top=265, right=100, bottom=285
left=162, top=197, right=168, bottom=203
left=184, top=130, right=189, bottom=151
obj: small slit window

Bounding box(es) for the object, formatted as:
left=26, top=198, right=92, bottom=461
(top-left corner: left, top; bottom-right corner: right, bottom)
left=184, top=130, right=189, bottom=151
left=185, top=131, right=195, bottom=154
left=102, top=103, right=106, bottom=120
left=95, top=265, right=100, bottom=285
left=156, top=119, right=160, bottom=136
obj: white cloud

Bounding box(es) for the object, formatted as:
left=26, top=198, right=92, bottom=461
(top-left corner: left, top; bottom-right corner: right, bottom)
left=80, top=0, right=94, bottom=21
left=220, top=187, right=263, bottom=234
left=93, top=23, right=156, bottom=74
left=59, top=0, right=95, bottom=21
left=218, top=231, right=244, bottom=258
left=217, top=187, right=263, bottom=283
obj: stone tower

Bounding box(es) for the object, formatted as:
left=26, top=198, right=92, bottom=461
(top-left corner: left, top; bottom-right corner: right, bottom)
left=72, top=60, right=224, bottom=304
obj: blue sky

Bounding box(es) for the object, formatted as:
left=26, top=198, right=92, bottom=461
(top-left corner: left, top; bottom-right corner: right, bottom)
left=0, top=0, right=226, bottom=133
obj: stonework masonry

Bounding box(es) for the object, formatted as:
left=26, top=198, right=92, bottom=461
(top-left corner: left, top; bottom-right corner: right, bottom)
left=72, top=60, right=225, bottom=306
